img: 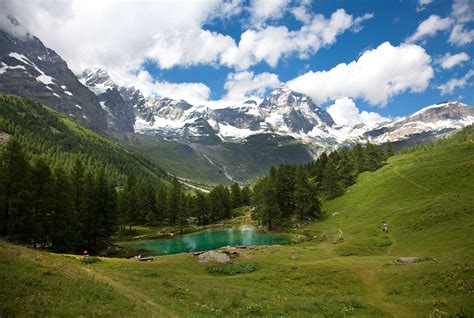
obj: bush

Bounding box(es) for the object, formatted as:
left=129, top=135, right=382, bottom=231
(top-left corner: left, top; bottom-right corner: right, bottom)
left=81, top=256, right=101, bottom=265
left=206, top=262, right=260, bottom=275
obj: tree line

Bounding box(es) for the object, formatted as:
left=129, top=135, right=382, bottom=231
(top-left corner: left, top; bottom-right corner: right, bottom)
left=252, top=142, right=394, bottom=229
left=0, top=137, right=251, bottom=253
left=119, top=176, right=251, bottom=234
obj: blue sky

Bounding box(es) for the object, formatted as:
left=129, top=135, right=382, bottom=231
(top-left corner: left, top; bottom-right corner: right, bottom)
left=2, top=0, right=473, bottom=124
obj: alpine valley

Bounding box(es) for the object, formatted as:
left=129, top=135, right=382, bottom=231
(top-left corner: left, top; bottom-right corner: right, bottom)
left=1, top=30, right=473, bottom=184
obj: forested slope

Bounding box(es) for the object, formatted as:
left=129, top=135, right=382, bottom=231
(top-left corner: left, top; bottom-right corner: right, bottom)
left=0, top=94, right=166, bottom=185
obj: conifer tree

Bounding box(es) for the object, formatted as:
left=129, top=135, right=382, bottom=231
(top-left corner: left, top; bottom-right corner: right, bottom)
left=294, top=168, right=321, bottom=220
left=230, top=182, right=242, bottom=209
left=241, top=185, right=252, bottom=206
left=322, top=157, right=343, bottom=199
left=31, top=157, right=55, bottom=247
left=51, top=168, right=78, bottom=252
left=156, top=187, right=168, bottom=224
left=0, top=137, right=33, bottom=240
left=168, top=177, right=182, bottom=224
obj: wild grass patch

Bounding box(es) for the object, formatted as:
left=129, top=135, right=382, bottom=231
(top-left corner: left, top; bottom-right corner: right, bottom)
left=80, top=256, right=101, bottom=265
left=206, top=262, right=260, bottom=275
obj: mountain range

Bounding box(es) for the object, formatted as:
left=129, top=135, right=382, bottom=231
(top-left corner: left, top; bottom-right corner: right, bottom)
left=1, top=29, right=473, bottom=183
left=80, top=67, right=474, bottom=150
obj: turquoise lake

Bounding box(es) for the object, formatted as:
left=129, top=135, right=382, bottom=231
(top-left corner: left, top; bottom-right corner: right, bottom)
left=131, top=226, right=292, bottom=256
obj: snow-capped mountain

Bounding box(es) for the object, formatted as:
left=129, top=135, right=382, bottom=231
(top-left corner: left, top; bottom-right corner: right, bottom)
left=0, top=31, right=108, bottom=131
left=80, top=68, right=135, bottom=132
left=364, top=101, right=474, bottom=143
left=80, top=67, right=474, bottom=151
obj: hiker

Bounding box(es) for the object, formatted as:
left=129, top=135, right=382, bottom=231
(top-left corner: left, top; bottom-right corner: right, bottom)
left=382, top=220, right=389, bottom=233
left=83, top=249, right=89, bottom=257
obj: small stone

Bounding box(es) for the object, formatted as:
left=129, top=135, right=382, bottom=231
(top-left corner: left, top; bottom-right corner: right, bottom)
left=397, top=257, right=421, bottom=263
left=198, top=251, right=230, bottom=263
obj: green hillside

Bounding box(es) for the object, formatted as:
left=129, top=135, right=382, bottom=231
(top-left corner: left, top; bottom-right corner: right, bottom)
left=1, top=127, right=473, bottom=317
left=0, top=94, right=167, bottom=185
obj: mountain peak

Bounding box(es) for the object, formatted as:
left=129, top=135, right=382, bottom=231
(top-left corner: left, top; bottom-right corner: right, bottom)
left=268, top=84, right=293, bottom=96
left=81, top=67, right=116, bottom=94
left=410, top=100, right=472, bottom=118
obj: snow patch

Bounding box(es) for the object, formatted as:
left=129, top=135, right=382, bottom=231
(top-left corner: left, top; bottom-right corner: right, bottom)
left=36, top=73, right=55, bottom=85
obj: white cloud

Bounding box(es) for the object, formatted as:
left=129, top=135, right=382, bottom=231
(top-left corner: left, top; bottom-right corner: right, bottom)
left=327, top=97, right=388, bottom=126
left=224, top=71, right=280, bottom=100
left=250, top=0, right=290, bottom=25
left=0, top=0, right=229, bottom=74
left=291, top=2, right=312, bottom=24
left=222, top=9, right=373, bottom=69
left=437, top=52, right=470, bottom=69
left=109, top=69, right=210, bottom=105
left=416, top=0, right=434, bottom=12
left=406, top=15, right=452, bottom=43
left=449, top=0, right=474, bottom=46
left=146, top=28, right=235, bottom=69
left=352, top=13, right=375, bottom=33
left=451, top=0, right=474, bottom=23
left=419, top=0, right=434, bottom=5
left=449, top=24, right=474, bottom=45
left=287, top=42, right=434, bottom=106
left=438, top=69, right=474, bottom=94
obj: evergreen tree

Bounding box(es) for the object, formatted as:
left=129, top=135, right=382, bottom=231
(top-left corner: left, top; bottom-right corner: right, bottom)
left=156, top=187, right=168, bottom=224
left=385, top=141, right=395, bottom=158
left=123, top=175, right=138, bottom=231
left=337, top=148, right=356, bottom=188
left=177, top=193, right=189, bottom=234
left=50, top=168, right=78, bottom=252
left=241, top=185, right=252, bottom=206
left=82, top=170, right=99, bottom=250
left=168, top=177, right=181, bottom=224
left=194, top=191, right=209, bottom=225
left=92, top=168, right=117, bottom=251
left=0, top=137, right=33, bottom=241
left=230, top=182, right=242, bottom=209
left=294, top=168, right=321, bottom=220
left=30, top=157, right=55, bottom=247
left=274, top=165, right=296, bottom=218
left=321, top=157, right=343, bottom=199
left=353, top=144, right=367, bottom=173
left=260, top=179, right=281, bottom=230
left=366, top=142, right=385, bottom=171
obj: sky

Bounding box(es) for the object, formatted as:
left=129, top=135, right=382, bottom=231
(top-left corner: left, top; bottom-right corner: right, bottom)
left=1, top=0, right=473, bottom=126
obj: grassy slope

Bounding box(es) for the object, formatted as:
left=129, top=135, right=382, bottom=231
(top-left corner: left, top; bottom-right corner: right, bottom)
left=1, top=129, right=473, bottom=317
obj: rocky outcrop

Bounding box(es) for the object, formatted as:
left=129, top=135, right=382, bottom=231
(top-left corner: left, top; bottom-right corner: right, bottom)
left=198, top=251, right=230, bottom=263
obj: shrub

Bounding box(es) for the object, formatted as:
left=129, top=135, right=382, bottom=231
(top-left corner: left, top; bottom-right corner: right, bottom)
left=206, top=262, right=260, bottom=275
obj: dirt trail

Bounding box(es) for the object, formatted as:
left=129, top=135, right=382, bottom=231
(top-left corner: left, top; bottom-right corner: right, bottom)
left=81, top=266, right=176, bottom=317
left=393, top=165, right=430, bottom=191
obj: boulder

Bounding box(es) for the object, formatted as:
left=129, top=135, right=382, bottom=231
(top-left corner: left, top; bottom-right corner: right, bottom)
left=397, top=257, right=421, bottom=263
left=198, top=251, right=230, bottom=263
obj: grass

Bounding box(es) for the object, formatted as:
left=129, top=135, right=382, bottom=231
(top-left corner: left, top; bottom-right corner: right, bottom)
left=205, top=262, right=260, bottom=275
left=1, top=127, right=473, bottom=317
